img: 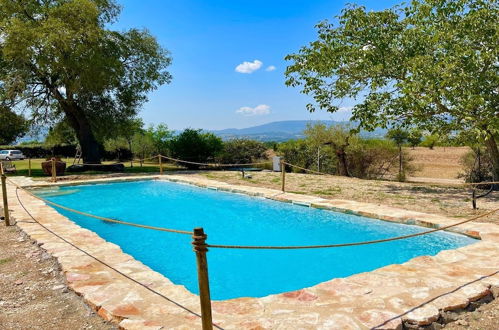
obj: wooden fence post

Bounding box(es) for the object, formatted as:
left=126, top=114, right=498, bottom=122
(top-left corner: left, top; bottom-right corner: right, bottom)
left=281, top=160, right=286, bottom=192
left=192, top=227, right=213, bottom=330
left=1, top=174, right=11, bottom=226
left=51, top=158, right=57, bottom=182
left=158, top=155, right=163, bottom=175
left=28, top=158, right=32, bottom=177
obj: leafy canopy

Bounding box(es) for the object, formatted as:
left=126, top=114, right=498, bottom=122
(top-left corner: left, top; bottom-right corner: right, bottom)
left=0, top=106, right=28, bottom=144
left=285, top=0, right=498, bottom=138
left=0, top=0, right=172, bottom=134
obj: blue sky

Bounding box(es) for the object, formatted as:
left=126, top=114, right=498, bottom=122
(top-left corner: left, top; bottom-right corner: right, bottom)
left=113, top=0, right=400, bottom=130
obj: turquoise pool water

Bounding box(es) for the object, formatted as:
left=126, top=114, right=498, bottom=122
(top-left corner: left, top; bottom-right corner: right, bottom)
left=37, top=180, right=475, bottom=300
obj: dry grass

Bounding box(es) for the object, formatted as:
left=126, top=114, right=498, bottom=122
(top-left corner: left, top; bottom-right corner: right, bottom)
left=193, top=170, right=498, bottom=221
left=406, top=146, right=470, bottom=179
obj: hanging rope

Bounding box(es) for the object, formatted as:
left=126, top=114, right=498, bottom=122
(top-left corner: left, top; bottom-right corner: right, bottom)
left=12, top=187, right=223, bottom=329
left=6, top=178, right=193, bottom=235
left=207, top=208, right=498, bottom=249
left=160, top=155, right=271, bottom=168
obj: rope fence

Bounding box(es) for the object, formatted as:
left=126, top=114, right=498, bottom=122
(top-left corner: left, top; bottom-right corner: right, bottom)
left=5, top=177, right=192, bottom=235
left=281, top=160, right=498, bottom=209
left=207, top=207, right=498, bottom=249
left=1, top=158, right=499, bottom=329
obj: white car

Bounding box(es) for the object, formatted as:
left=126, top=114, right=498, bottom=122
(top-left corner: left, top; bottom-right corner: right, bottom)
left=0, top=150, right=26, bottom=160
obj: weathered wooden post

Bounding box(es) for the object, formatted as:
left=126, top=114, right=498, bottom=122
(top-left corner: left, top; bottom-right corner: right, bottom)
left=280, top=159, right=286, bottom=192
left=192, top=227, right=213, bottom=330
left=28, top=158, right=32, bottom=177
left=1, top=173, right=11, bottom=226
left=51, top=158, right=57, bottom=182
left=158, top=154, right=163, bottom=175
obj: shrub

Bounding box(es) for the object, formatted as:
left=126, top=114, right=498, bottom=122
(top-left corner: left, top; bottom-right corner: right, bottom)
left=277, top=139, right=320, bottom=173
left=0, top=144, right=76, bottom=158
left=170, top=129, right=223, bottom=168
left=277, top=135, right=413, bottom=180
left=459, top=148, right=494, bottom=183
left=217, top=139, right=267, bottom=164
left=420, top=134, right=440, bottom=149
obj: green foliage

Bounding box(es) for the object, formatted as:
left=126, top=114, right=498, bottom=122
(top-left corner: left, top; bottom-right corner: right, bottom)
left=0, top=0, right=172, bottom=162
left=285, top=0, right=499, bottom=178
left=146, top=123, right=173, bottom=155
left=386, top=129, right=409, bottom=146
left=420, top=134, right=440, bottom=149
left=278, top=139, right=317, bottom=172
left=0, top=106, right=28, bottom=144
left=217, top=139, right=267, bottom=164
left=130, top=132, right=155, bottom=160
left=45, top=121, right=78, bottom=146
left=407, top=129, right=423, bottom=148
left=459, top=148, right=494, bottom=183
left=170, top=129, right=223, bottom=168
left=278, top=123, right=405, bottom=179
left=347, top=138, right=405, bottom=179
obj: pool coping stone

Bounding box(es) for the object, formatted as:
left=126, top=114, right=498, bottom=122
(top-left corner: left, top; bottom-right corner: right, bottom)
left=3, top=174, right=499, bottom=329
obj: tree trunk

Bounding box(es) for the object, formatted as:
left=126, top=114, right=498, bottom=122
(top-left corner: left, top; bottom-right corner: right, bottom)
left=484, top=133, right=499, bottom=183
left=336, top=148, right=350, bottom=177
left=62, top=103, right=101, bottom=164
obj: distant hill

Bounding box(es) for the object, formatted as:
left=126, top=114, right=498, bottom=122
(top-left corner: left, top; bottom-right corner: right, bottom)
left=212, top=120, right=387, bottom=141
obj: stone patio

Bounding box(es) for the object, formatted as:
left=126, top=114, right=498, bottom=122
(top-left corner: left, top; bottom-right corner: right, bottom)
left=2, top=174, right=498, bottom=329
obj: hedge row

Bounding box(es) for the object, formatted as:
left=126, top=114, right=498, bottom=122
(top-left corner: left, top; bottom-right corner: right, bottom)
left=0, top=144, right=132, bottom=161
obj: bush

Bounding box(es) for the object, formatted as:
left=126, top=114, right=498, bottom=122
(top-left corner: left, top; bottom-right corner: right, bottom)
left=277, top=134, right=413, bottom=179
left=459, top=148, right=494, bottom=183
left=217, top=139, right=267, bottom=164
left=0, top=144, right=77, bottom=158
left=170, top=129, right=223, bottom=168
left=278, top=139, right=319, bottom=173
left=420, top=134, right=440, bottom=149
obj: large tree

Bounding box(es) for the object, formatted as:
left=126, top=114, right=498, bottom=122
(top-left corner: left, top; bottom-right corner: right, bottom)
left=0, top=0, right=172, bottom=163
left=285, top=0, right=499, bottom=180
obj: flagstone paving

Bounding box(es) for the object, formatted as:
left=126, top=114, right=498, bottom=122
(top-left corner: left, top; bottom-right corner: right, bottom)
left=2, top=174, right=498, bottom=329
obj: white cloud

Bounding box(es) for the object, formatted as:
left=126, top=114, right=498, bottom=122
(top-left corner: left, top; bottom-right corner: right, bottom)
left=265, top=65, right=276, bottom=71
left=236, top=104, right=271, bottom=116
left=338, top=106, right=353, bottom=112
left=235, top=60, right=263, bottom=73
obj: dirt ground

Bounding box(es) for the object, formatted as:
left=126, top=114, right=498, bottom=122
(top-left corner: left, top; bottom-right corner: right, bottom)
left=0, top=223, right=114, bottom=330
left=442, top=296, right=499, bottom=330
left=406, top=146, right=470, bottom=180
left=195, top=170, right=498, bottom=221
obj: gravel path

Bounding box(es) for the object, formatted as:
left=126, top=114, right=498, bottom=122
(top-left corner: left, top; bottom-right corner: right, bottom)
left=0, top=223, right=115, bottom=330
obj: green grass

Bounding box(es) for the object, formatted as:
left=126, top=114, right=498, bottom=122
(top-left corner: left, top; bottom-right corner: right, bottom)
left=288, top=190, right=307, bottom=195
left=3, top=158, right=183, bottom=178
left=312, top=186, right=342, bottom=196
left=0, top=258, right=12, bottom=265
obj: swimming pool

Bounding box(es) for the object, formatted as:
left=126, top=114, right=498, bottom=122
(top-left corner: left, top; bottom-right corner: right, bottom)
left=36, top=180, right=476, bottom=300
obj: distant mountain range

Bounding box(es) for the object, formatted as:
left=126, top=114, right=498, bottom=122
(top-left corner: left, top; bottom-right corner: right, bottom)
left=15, top=120, right=388, bottom=144
left=211, top=120, right=387, bottom=141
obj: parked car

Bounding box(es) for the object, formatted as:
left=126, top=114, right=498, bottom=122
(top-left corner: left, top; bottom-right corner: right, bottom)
left=0, top=150, right=26, bottom=160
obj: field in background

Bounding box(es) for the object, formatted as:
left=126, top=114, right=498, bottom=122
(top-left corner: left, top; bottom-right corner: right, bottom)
left=406, top=146, right=470, bottom=180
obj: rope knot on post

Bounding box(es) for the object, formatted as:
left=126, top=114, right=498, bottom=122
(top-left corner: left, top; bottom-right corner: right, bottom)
left=192, top=229, right=209, bottom=253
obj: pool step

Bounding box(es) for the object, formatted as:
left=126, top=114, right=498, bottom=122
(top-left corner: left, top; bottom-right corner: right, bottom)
left=292, top=201, right=311, bottom=207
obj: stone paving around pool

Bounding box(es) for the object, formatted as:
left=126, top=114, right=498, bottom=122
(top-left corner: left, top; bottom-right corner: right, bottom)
left=2, top=174, right=499, bottom=329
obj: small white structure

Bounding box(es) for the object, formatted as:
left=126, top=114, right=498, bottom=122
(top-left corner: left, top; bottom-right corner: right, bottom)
left=272, top=156, right=281, bottom=172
